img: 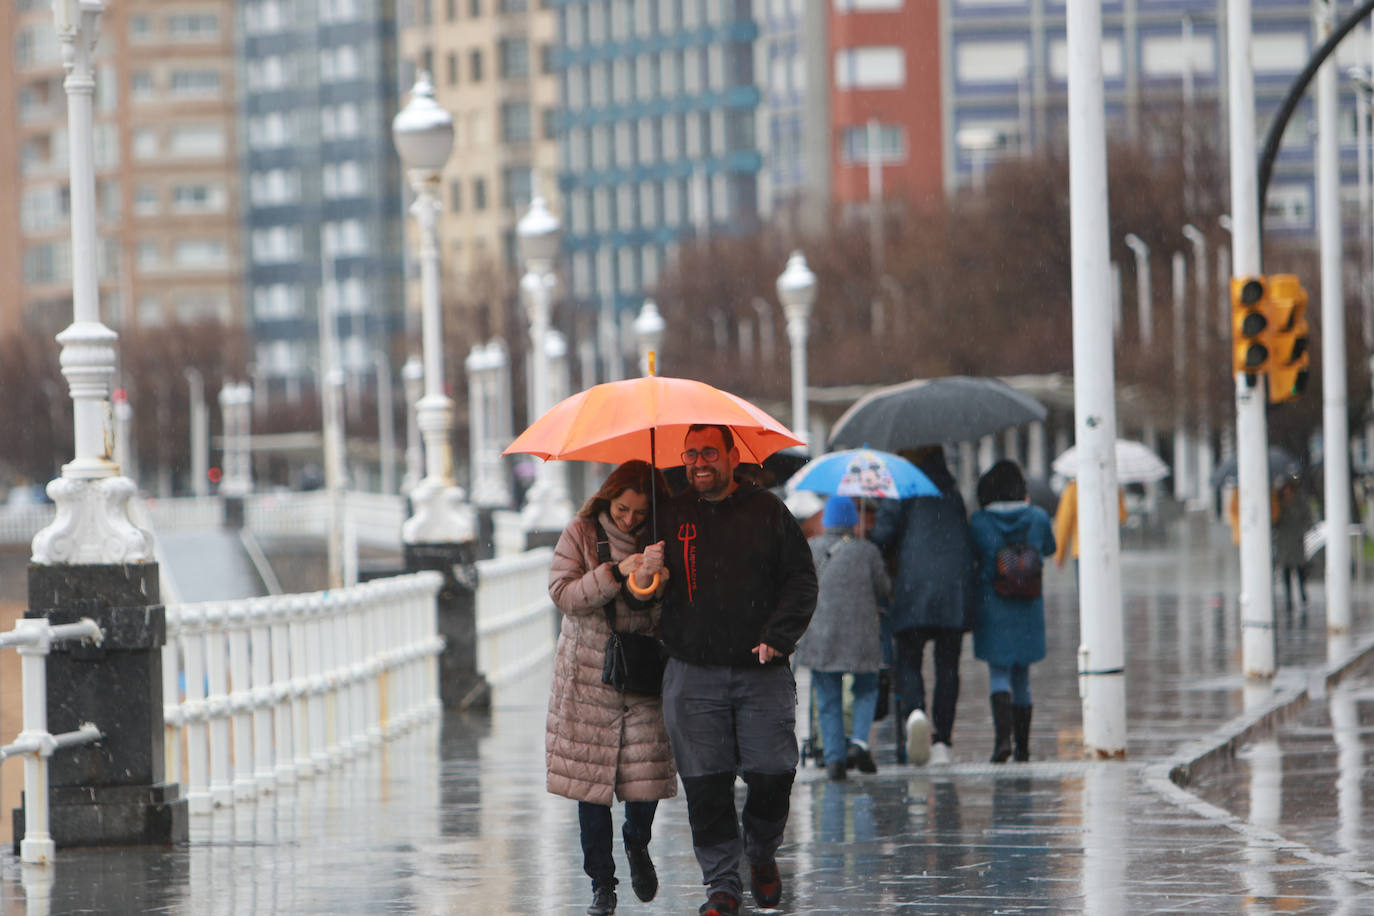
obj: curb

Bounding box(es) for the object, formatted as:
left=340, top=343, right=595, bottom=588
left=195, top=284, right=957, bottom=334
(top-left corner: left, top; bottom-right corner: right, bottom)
left=1143, top=630, right=1374, bottom=888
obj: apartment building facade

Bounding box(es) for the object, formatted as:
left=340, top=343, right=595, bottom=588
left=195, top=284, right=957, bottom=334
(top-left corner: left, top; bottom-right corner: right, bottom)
left=396, top=0, right=560, bottom=344
left=1, top=0, right=241, bottom=340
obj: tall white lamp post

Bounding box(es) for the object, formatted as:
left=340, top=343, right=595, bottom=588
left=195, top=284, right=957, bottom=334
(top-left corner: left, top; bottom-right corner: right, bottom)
left=518, top=195, right=572, bottom=539
left=392, top=73, right=474, bottom=548
left=777, top=251, right=817, bottom=447
left=392, top=73, right=484, bottom=710
left=465, top=340, right=513, bottom=508
left=25, top=0, right=183, bottom=853
left=184, top=367, right=209, bottom=497
left=1124, top=232, right=1158, bottom=513
left=634, top=299, right=665, bottom=376
left=372, top=351, right=397, bottom=496
left=1183, top=224, right=1214, bottom=507
left=401, top=355, right=425, bottom=494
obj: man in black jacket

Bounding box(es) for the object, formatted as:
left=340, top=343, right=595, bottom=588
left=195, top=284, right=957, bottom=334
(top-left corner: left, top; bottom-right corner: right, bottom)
left=657, top=424, right=817, bottom=916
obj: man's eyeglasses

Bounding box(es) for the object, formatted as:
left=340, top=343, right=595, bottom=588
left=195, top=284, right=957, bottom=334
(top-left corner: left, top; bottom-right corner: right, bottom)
left=681, top=447, right=721, bottom=464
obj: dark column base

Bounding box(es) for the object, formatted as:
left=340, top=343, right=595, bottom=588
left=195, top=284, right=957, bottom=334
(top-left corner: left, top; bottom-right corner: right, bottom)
left=14, top=784, right=187, bottom=853
left=404, top=542, right=491, bottom=711
left=223, top=495, right=245, bottom=530
left=22, top=562, right=187, bottom=849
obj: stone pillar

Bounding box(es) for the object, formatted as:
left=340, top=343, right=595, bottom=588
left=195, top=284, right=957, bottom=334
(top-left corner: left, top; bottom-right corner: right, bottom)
left=19, top=565, right=186, bottom=847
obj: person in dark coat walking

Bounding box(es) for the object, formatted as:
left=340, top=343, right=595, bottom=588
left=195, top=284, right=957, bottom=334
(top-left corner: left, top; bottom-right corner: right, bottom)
left=969, top=460, right=1056, bottom=764
left=870, top=446, right=976, bottom=766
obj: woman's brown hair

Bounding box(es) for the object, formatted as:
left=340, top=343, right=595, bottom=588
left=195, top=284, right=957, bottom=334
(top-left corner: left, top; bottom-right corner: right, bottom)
left=577, top=459, right=669, bottom=524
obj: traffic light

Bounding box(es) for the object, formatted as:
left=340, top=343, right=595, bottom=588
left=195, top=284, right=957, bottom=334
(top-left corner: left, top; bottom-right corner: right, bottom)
left=1231, top=275, right=1268, bottom=382
left=1264, top=273, right=1310, bottom=404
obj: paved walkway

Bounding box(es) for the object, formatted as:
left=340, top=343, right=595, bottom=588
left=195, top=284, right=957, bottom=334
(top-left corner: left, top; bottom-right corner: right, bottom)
left=3, top=516, right=1374, bottom=914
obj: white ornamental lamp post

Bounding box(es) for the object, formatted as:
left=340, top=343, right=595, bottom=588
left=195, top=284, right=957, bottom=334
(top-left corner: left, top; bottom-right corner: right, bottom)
left=776, top=251, right=817, bottom=448
left=392, top=73, right=484, bottom=710
left=465, top=341, right=513, bottom=508
left=25, top=0, right=184, bottom=851
left=634, top=299, right=665, bottom=376
left=392, top=73, right=475, bottom=549
left=400, top=354, right=425, bottom=494
left=517, top=194, right=572, bottom=540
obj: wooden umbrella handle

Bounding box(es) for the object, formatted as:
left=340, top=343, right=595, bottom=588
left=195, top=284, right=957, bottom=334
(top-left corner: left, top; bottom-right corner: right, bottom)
left=626, top=570, right=660, bottom=597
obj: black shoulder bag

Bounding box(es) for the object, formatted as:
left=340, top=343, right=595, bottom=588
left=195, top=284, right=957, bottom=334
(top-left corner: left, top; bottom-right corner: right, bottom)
left=594, top=519, right=667, bottom=697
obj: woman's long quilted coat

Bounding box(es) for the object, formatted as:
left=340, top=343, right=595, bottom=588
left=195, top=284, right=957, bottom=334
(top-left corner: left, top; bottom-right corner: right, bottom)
left=545, top=513, right=676, bottom=805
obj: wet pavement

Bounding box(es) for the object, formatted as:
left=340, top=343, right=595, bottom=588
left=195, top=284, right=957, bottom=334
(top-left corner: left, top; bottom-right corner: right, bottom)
left=4, top=515, right=1374, bottom=913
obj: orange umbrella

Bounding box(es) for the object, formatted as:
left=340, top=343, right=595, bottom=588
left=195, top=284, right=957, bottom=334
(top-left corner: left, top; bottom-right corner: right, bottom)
left=503, top=375, right=803, bottom=468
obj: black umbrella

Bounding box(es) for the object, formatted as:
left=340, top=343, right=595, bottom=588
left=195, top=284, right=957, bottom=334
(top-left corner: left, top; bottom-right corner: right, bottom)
left=1209, top=446, right=1301, bottom=489
left=828, top=376, right=1048, bottom=451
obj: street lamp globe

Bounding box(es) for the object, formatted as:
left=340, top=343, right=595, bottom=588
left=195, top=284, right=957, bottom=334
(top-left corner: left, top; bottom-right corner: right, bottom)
left=776, top=250, right=817, bottom=324
left=517, top=196, right=562, bottom=270
left=391, top=73, right=454, bottom=173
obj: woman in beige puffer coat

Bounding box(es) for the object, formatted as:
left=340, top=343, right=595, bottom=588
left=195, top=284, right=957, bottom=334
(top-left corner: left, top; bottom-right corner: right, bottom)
left=547, top=460, right=676, bottom=916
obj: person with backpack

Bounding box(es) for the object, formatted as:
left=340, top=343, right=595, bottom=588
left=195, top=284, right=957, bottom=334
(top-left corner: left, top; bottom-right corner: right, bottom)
left=969, top=460, right=1057, bottom=764
left=794, top=495, right=892, bottom=781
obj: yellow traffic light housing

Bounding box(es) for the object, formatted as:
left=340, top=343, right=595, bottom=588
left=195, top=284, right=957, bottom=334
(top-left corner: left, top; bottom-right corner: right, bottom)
left=1231, top=276, right=1269, bottom=382
left=1264, top=273, right=1310, bottom=403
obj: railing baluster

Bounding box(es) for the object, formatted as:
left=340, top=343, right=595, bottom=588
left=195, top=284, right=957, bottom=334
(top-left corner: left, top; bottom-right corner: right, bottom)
left=228, top=602, right=255, bottom=799
left=203, top=603, right=234, bottom=807
left=180, top=604, right=211, bottom=815
left=162, top=604, right=184, bottom=787
left=250, top=597, right=276, bottom=789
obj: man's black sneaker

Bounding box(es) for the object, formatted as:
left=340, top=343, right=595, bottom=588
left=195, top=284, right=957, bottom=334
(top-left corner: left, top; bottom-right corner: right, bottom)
left=698, top=890, right=740, bottom=916
left=751, top=860, right=783, bottom=908
left=626, top=845, right=658, bottom=902
left=587, top=884, right=616, bottom=916
left=827, top=759, right=847, bottom=781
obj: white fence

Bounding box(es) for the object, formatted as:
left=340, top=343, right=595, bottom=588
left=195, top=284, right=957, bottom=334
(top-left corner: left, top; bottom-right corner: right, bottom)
left=474, top=548, right=557, bottom=686
left=162, top=550, right=557, bottom=814
left=0, top=618, right=105, bottom=864
left=165, top=572, right=445, bottom=814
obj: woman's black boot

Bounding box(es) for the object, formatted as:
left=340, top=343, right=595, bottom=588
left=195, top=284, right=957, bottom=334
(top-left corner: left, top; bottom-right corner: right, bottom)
left=1012, top=704, right=1032, bottom=762
left=989, top=692, right=1013, bottom=763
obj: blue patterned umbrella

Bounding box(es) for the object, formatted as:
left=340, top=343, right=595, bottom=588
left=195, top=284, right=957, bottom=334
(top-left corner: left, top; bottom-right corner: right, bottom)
left=786, top=448, right=940, bottom=500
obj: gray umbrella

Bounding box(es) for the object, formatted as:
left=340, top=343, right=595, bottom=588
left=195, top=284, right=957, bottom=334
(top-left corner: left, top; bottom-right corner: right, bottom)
left=1209, top=446, right=1301, bottom=489
left=828, top=376, right=1049, bottom=451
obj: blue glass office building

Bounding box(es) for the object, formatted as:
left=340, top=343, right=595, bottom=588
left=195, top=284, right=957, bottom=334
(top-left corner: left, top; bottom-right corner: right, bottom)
left=237, top=0, right=405, bottom=390
left=553, top=0, right=765, bottom=322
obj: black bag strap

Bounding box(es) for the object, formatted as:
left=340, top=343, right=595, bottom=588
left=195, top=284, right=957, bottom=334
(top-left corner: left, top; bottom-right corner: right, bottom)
left=814, top=534, right=850, bottom=581
left=592, top=517, right=618, bottom=630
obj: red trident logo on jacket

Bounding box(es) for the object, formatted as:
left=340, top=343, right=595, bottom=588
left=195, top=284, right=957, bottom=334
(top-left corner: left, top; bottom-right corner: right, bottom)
left=677, top=522, right=698, bottom=602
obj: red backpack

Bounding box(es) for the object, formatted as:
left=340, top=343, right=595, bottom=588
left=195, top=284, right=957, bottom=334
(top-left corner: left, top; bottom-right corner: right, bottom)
left=992, top=521, right=1042, bottom=600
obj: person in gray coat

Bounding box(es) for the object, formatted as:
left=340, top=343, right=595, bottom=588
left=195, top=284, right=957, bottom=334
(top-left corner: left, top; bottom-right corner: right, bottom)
left=869, top=446, right=976, bottom=766
left=795, top=495, right=891, bottom=781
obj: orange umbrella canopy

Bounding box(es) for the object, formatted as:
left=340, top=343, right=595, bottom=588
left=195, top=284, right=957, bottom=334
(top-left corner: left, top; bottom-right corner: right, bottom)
left=504, top=375, right=803, bottom=468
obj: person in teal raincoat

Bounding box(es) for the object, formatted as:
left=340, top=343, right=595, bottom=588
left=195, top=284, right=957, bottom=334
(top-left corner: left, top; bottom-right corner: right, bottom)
left=969, top=460, right=1056, bottom=764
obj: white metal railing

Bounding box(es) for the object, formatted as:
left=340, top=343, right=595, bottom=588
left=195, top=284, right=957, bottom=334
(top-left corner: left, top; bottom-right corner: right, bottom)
left=138, top=496, right=223, bottom=532
left=475, top=548, right=557, bottom=686
left=164, top=571, right=443, bottom=814
left=244, top=491, right=406, bottom=549
left=0, top=617, right=105, bottom=865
